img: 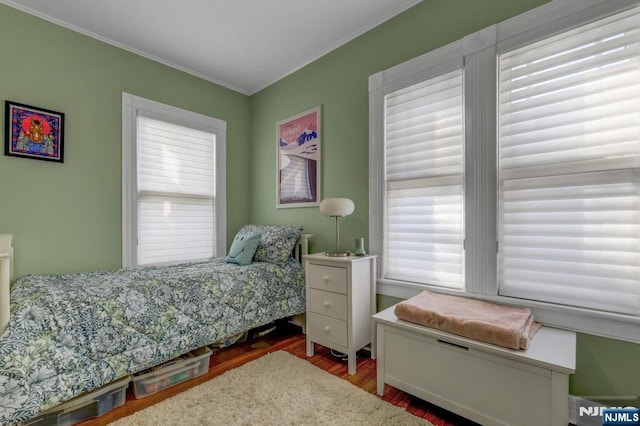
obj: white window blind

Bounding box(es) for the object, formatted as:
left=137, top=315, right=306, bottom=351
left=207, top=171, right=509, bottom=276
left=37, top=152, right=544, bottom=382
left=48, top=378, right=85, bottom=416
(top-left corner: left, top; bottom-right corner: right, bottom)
left=498, top=7, right=640, bottom=315
left=383, top=69, right=465, bottom=289
left=137, top=116, right=216, bottom=265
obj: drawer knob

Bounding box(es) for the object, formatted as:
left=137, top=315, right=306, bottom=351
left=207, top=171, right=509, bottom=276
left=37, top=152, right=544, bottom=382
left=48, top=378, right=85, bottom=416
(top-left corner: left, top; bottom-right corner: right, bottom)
left=322, top=275, right=330, bottom=282
left=323, top=326, right=330, bottom=333
left=323, top=301, right=330, bottom=308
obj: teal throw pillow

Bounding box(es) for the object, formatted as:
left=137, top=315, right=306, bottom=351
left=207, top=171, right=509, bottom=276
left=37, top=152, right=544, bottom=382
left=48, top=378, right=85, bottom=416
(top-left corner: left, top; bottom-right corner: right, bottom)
left=225, top=232, right=261, bottom=266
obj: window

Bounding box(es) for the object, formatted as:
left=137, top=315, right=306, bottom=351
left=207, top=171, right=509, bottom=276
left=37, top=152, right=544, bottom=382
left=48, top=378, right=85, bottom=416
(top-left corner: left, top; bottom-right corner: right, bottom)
left=383, top=69, right=465, bottom=289
left=498, top=7, right=640, bottom=315
left=122, top=93, right=226, bottom=267
left=370, top=0, right=640, bottom=342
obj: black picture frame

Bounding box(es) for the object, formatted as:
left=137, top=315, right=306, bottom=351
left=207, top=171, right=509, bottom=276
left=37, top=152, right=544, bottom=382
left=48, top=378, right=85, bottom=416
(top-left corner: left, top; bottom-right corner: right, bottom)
left=5, top=100, right=65, bottom=163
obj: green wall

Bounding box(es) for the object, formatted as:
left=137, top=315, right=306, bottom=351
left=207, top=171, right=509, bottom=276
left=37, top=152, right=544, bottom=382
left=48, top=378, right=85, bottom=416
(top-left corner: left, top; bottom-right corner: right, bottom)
left=0, top=5, right=251, bottom=276
left=249, top=0, right=640, bottom=405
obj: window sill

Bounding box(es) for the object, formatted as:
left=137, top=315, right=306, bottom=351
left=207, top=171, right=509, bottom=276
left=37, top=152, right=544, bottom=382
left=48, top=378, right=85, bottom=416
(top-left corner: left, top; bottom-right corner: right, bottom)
left=377, top=279, right=640, bottom=344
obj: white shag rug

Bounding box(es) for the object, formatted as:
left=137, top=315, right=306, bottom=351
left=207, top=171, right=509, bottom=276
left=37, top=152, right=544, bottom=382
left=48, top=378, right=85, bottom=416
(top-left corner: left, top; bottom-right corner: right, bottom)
left=111, top=350, right=431, bottom=426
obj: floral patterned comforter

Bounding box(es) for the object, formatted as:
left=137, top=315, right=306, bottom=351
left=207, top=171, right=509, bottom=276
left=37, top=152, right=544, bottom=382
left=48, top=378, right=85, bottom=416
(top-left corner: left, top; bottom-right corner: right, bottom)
left=0, top=258, right=305, bottom=425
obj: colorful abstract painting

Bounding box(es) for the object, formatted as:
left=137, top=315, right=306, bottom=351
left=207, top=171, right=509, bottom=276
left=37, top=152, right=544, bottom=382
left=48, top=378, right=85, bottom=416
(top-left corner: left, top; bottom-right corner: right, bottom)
left=5, top=101, right=65, bottom=163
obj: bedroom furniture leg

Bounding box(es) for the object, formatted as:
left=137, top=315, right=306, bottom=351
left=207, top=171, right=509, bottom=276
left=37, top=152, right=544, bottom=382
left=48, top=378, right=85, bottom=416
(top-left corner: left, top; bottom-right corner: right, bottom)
left=376, top=321, right=385, bottom=396
left=550, top=370, right=570, bottom=426
left=348, top=350, right=356, bottom=375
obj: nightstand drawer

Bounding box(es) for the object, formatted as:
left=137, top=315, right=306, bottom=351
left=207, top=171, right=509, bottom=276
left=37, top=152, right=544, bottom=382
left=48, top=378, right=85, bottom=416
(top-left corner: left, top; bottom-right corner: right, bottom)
left=308, top=312, right=348, bottom=347
left=308, top=264, right=347, bottom=294
left=308, top=288, right=348, bottom=320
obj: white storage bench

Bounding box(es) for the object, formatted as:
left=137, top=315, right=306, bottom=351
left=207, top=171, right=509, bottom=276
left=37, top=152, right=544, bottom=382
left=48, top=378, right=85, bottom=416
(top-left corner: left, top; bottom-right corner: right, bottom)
left=373, top=306, right=576, bottom=426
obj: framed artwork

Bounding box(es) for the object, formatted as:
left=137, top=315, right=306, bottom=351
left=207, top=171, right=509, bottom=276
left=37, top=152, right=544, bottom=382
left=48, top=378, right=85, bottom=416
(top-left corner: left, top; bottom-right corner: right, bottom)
left=5, top=101, right=65, bottom=163
left=277, top=106, right=321, bottom=208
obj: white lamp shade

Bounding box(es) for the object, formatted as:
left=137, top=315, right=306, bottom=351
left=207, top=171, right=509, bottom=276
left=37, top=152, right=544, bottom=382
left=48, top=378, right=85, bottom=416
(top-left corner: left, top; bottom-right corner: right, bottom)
left=319, top=198, right=354, bottom=217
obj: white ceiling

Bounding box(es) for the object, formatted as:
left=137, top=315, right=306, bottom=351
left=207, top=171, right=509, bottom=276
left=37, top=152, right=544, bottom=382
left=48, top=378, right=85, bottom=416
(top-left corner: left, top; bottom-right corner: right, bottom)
left=1, top=0, right=422, bottom=95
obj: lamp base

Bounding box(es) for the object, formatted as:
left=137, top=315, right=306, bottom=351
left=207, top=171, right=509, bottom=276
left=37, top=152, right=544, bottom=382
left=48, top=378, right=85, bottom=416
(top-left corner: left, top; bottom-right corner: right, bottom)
left=325, top=251, right=350, bottom=257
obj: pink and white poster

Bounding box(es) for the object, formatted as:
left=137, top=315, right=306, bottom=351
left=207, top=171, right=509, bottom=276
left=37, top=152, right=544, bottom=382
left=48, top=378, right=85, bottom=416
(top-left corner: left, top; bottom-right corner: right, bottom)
left=277, top=106, right=321, bottom=208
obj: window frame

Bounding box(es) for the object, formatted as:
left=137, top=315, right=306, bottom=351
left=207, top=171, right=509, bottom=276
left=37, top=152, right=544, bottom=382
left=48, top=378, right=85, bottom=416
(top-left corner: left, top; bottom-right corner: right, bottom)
left=369, top=0, right=640, bottom=343
left=122, top=93, right=227, bottom=267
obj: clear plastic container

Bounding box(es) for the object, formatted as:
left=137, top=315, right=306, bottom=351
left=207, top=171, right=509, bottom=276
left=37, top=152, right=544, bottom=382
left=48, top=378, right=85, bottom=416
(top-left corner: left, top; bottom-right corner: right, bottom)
left=24, top=375, right=130, bottom=426
left=132, top=346, right=212, bottom=399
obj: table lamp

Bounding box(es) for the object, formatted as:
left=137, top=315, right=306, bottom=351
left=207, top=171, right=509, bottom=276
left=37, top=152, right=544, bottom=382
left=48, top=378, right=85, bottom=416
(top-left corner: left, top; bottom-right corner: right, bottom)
left=319, top=198, right=355, bottom=257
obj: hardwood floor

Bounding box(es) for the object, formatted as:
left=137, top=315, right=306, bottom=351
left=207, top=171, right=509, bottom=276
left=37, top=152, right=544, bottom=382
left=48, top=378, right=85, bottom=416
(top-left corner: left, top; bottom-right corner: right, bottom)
left=78, top=321, right=477, bottom=425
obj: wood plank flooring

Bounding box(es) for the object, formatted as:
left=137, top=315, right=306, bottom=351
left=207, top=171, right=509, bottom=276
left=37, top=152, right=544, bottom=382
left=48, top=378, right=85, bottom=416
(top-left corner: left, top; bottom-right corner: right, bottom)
left=78, top=322, right=477, bottom=425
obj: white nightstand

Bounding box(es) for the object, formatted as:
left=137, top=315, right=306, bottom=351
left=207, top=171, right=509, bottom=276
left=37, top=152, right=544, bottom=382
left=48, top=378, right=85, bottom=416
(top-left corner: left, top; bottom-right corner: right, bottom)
left=304, top=253, right=377, bottom=375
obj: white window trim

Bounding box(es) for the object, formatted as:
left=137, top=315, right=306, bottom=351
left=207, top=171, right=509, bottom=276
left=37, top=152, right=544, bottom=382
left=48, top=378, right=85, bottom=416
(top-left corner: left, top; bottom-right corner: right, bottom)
left=369, top=0, right=640, bottom=343
left=122, top=92, right=227, bottom=267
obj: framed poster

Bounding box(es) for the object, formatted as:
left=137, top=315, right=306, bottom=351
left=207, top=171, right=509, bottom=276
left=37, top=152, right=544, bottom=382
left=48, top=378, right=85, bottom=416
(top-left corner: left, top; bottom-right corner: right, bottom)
left=5, top=101, right=65, bottom=163
left=277, top=106, right=321, bottom=208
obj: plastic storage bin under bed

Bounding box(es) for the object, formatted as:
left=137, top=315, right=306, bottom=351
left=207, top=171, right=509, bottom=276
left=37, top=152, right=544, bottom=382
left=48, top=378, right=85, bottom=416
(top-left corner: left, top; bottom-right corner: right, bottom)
left=132, top=346, right=212, bottom=399
left=24, top=375, right=130, bottom=426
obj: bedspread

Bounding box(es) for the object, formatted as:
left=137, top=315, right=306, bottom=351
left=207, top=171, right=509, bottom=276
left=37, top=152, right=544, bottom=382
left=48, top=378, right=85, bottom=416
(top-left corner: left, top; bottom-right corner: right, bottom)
left=0, top=258, right=305, bottom=425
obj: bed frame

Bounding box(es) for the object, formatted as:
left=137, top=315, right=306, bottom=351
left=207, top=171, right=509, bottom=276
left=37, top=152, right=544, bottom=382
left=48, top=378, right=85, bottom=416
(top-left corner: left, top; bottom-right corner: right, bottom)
left=0, top=233, right=311, bottom=335
left=0, top=235, right=12, bottom=334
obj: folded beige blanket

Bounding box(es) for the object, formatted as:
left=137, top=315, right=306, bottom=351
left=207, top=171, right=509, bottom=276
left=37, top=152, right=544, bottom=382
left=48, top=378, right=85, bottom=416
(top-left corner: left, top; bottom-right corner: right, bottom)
left=394, top=291, right=541, bottom=350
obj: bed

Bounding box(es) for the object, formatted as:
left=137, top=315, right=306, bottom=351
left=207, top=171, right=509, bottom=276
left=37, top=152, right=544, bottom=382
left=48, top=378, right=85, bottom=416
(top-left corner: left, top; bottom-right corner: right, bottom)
left=0, top=226, right=310, bottom=425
